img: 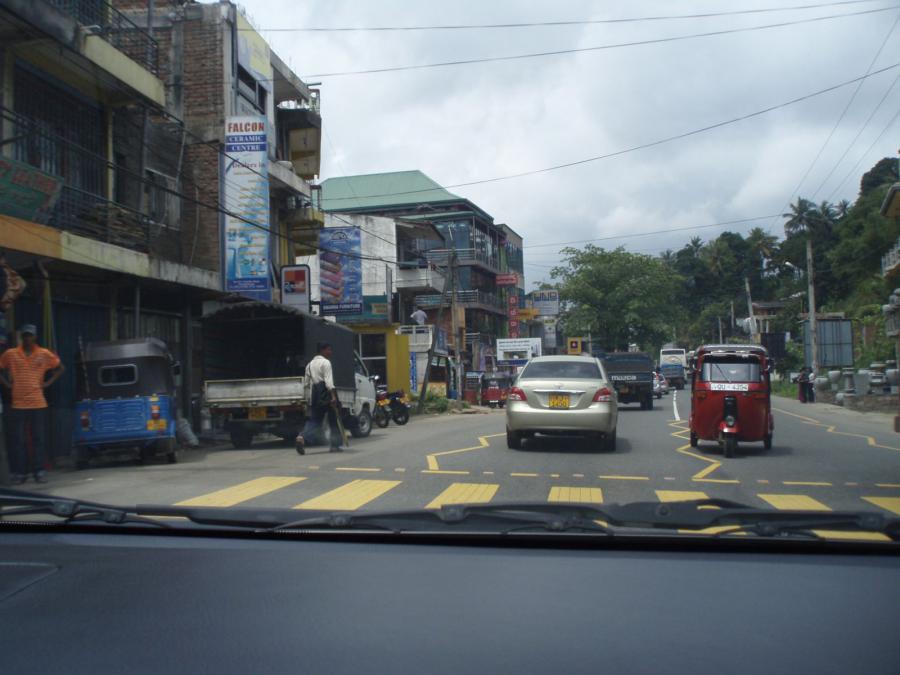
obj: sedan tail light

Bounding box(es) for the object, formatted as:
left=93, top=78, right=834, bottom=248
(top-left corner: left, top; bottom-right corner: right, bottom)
left=593, top=387, right=613, bottom=402
left=508, top=387, right=527, bottom=401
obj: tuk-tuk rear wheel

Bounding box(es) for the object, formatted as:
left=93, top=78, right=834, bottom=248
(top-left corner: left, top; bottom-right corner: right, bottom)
left=689, top=432, right=698, bottom=447
left=723, top=437, right=737, bottom=458
left=764, top=434, right=772, bottom=450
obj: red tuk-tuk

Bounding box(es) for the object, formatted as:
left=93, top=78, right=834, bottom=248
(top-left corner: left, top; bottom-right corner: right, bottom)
left=481, top=373, right=511, bottom=408
left=689, top=344, right=773, bottom=458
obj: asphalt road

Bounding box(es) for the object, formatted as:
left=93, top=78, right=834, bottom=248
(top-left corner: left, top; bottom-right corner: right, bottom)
left=22, top=392, right=900, bottom=532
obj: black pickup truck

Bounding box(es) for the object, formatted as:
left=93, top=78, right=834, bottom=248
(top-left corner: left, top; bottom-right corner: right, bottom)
left=602, top=351, right=655, bottom=410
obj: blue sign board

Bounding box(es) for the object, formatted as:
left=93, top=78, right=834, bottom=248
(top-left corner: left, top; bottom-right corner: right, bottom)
left=222, top=115, right=271, bottom=301
left=319, top=227, right=363, bottom=314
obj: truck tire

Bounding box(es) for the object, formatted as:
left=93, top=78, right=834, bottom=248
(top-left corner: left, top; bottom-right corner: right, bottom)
left=351, top=408, right=373, bottom=438
left=73, top=445, right=90, bottom=470
left=645, top=395, right=653, bottom=410
left=229, top=428, right=253, bottom=449
left=158, top=437, right=179, bottom=464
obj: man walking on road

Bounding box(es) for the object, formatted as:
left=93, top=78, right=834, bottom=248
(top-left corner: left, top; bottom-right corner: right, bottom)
left=296, top=342, right=344, bottom=455
left=0, top=324, right=65, bottom=484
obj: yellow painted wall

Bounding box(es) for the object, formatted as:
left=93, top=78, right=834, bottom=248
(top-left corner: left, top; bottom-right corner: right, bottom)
left=351, top=325, right=411, bottom=394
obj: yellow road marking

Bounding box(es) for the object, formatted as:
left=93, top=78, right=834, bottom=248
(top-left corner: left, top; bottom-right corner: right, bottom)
left=669, top=419, right=730, bottom=483
left=175, top=476, right=305, bottom=507
left=335, top=467, right=381, bottom=472
left=425, top=433, right=505, bottom=470
left=550, top=473, right=560, bottom=478
left=783, top=481, right=832, bottom=487
left=656, top=490, right=735, bottom=534
left=757, top=479, right=770, bottom=484
left=663, top=476, right=676, bottom=481
left=548, top=487, right=603, bottom=504
left=774, top=407, right=900, bottom=453
left=597, top=474, right=650, bottom=481
left=394, top=468, right=406, bottom=472
left=863, top=496, right=900, bottom=515
left=876, top=483, right=900, bottom=488
left=511, top=472, right=539, bottom=477
left=573, top=473, right=585, bottom=478
left=483, top=471, right=495, bottom=475
left=294, top=479, right=401, bottom=511
left=758, top=493, right=889, bottom=542
left=427, top=482, right=499, bottom=509
left=421, top=469, right=471, bottom=475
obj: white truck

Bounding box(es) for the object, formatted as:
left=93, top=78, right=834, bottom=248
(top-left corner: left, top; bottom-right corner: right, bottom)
left=202, top=302, right=376, bottom=449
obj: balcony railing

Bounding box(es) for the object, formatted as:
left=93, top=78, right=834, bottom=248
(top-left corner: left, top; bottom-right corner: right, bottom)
left=395, top=264, right=446, bottom=291
left=396, top=324, right=434, bottom=351
left=883, top=237, right=900, bottom=277
left=415, top=290, right=503, bottom=310
left=425, top=247, right=500, bottom=271
left=48, top=0, right=159, bottom=75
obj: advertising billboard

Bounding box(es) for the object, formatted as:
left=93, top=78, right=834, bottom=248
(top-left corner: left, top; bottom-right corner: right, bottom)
left=497, top=338, right=542, bottom=366
left=318, top=227, right=363, bottom=314
left=541, top=317, right=558, bottom=349
left=222, top=115, right=271, bottom=300
left=280, top=265, right=310, bottom=313
left=236, top=13, right=273, bottom=91
left=496, top=273, right=519, bottom=286
left=532, top=290, right=560, bottom=316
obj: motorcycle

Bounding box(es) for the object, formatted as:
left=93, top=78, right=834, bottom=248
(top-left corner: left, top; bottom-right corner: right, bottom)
left=375, top=386, right=411, bottom=426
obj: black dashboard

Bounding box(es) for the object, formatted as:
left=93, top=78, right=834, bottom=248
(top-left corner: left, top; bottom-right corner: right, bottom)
left=1, top=531, right=898, bottom=674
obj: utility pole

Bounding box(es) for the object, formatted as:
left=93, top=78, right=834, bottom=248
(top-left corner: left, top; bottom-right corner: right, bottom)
left=416, top=253, right=453, bottom=415
left=744, top=276, right=755, bottom=341
left=449, top=251, right=462, bottom=401
left=717, top=316, right=723, bottom=343
left=806, top=237, right=819, bottom=376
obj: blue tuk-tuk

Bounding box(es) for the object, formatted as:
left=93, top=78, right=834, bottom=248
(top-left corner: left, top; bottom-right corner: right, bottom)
left=72, top=338, right=180, bottom=467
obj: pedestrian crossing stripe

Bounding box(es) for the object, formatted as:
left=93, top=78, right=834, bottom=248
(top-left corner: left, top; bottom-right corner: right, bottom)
left=427, top=483, right=499, bottom=509
left=862, top=496, right=900, bottom=515
left=759, top=493, right=890, bottom=541
left=548, top=487, right=602, bottom=504
left=174, top=476, right=306, bottom=507
left=294, top=479, right=401, bottom=511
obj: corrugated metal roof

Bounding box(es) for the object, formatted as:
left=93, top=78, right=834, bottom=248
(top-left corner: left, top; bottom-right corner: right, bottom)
left=319, top=170, right=462, bottom=212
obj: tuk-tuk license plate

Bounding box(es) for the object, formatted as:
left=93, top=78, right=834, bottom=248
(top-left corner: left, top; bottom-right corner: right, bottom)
left=248, top=407, right=267, bottom=420
left=146, top=419, right=167, bottom=431
left=549, top=394, right=570, bottom=409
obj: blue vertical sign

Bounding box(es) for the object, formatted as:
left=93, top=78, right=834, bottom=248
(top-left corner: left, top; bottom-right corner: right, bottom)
left=223, top=115, right=271, bottom=300
left=318, top=227, right=363, bottom=314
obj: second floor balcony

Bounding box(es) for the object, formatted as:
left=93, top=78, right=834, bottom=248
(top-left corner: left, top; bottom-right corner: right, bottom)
left=425, top=247, right=500, bottom=273
left=47, top=0, right=159, bottom=75
left=415, top=289, right=504, bottom=313
left=395, top=263, right=446, bottom=292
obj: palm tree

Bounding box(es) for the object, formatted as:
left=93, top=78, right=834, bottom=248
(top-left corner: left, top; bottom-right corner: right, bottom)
left=688, top=236, right=703, bottom=256
left=782, top=197, right=821, bottom=374
left=746, top=227, right=779, bottom=272
left=835, top=199, right=851, bottom=218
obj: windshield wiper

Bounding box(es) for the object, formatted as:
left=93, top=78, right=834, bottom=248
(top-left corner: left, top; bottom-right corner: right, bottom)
left=5, top=492, right=897, bottom=541
left=0, top=489, right=170, bottom=529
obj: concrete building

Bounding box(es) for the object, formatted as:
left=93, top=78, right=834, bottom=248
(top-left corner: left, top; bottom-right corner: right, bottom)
left=0, top=0, right=321, bottom=458
left=296, top=212, right=444, bottom=394
left=319, top=170, right=523, bottom=376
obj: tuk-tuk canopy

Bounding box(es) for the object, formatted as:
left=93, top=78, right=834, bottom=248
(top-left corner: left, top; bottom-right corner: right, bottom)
left=77, top=337, right=172, bottom=363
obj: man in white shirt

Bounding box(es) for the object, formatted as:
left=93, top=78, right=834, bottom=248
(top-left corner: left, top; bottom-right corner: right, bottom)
left=410, top=306, right=427, bottom=326
left=296, top=342, right=344, bottom=454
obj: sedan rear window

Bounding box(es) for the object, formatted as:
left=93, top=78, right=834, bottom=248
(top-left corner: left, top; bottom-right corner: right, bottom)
left=521, top=361, right=601, bottom=380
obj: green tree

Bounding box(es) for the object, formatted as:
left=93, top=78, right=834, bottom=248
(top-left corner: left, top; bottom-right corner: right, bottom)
left=551, top=246, right=683, bottom=350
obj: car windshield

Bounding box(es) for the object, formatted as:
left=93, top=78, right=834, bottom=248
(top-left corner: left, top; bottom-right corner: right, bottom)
left=701, top=360, right=762, bottom=383
left=1, top=0, right=898, bottom=551
left=520, top=361, right=602, bottom=379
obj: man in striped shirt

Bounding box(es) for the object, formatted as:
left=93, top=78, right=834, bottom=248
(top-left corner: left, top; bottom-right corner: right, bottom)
left=0, top=324, right=65, bottom=484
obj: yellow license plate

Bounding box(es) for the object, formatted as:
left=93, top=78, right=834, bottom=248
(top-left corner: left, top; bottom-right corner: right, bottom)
left=549, top=394, right=570, bottom=409
left=146, top=419, right=167, bottom=430
left=248, top=407, right=267, bottom=420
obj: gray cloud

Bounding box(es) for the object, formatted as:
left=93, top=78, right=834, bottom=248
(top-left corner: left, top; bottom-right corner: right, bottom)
left=239, top=0, right=900, bottom=285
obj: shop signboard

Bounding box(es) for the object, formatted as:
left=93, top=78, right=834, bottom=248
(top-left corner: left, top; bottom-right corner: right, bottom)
left=496, top=273, right=519, bottom=286
left=532, top=290, right=560, bottom=316
left=280, top=265, right=310, bottom=313
left=0, top=157, right=63, bottom=224
left=497, top=338, right=542, bottom=366
left=222, top=115, right=271, bottom=300
left=338, top=295, right=389, bottom=323
left=318, top=227, right=363, bottom=314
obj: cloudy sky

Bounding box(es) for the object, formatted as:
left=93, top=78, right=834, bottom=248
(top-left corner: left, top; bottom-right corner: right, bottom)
left=236, top=0, right=900, bottom=285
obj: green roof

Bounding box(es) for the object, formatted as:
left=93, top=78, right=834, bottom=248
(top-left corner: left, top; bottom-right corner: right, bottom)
left=319, top=170, right=491, bottom=220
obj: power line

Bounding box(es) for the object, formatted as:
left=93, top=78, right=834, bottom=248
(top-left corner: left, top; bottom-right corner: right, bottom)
left=302, top=6, right=897, bottom=78
left=825, top=104, right=900, bottom=199
left=769, top=8, right=899, bottom=225
left=523, top=216, right=781, bottom=249
left=814, top=71, right=900, bottom=199
left=248, top=1, right=881, bottom=32
left=322, top=63, right=900, bottom=204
